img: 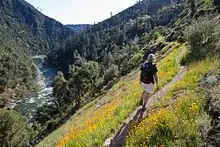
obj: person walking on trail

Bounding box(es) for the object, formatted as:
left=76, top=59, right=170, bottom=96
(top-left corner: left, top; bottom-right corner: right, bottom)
left=140, top=54, right=158, bottom=111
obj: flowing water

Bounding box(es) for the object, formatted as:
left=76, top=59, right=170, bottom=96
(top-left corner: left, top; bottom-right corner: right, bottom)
left=14, top=55, right=57, bottom=119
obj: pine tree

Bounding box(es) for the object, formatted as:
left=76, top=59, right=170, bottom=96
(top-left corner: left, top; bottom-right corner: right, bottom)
left=53, top=72, right=68, bottom=107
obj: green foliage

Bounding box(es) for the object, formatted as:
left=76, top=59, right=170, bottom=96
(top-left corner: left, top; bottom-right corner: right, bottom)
left=38, top=61, right=101, bottom=121
left=48, top=0, right=183, bottom=77
left=37, top=42, right=185, bottom=147
left=35, top=61, right=103, bottom=138
left=0, top=78, right=7, bottom=93
left=184, top=19, right=214, bottom=61
left=179, top=53, right=188, bottom=66
left=140, top=27, right=165, bottom=44
left=130, top=44, right=140, bottom=53
left=35, top=104, right=59, bottom=125
left=81, top=61, right=102, bottom=85
left=204, top=0, right=215, bottom=8
left=184, top=17, right=220, bottom=65
left=0, top=46, right=38, bottom=106
left=0, top=109, right=30, bottom=147
left=126, top=56, right=220, bottom=147
left=103, top=64, right=119, bottom=85
left=129, top=53, right=143, bottom=67
left=0, top=0, right=73, bottom=55
left=53, top=72, right=68, bottom=107
left=0, top=0, right=73, bottom=106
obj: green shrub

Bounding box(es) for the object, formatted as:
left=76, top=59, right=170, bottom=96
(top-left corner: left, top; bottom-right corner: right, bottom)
left=179, top=51, right=188, bottom=66
left=184, top=19, right=214, bottom=61
left=0, top=46, right=38, bottom=105
left=204, top=0, right=215, bottom=8
left=129, top=53, right=143, bottom=67
left=0, top=109, right=30, bottom=147
left=103, top=64, right=119, bottom=85
left=140, top=26, right=165, bottom=44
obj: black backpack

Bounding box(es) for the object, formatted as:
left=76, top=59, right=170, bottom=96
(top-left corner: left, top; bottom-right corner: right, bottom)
left=140, top=62, right=155, bottom=84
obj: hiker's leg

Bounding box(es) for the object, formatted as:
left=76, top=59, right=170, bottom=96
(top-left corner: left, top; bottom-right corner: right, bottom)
left=142, top=92, right=150, bottom=110
left=140, top=91, right=145, bottom=106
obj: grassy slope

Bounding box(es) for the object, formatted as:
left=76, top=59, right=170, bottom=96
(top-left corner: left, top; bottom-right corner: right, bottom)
left=126, top=52, right=220, bottom=146
left=37, top=42, right=185, bottom=147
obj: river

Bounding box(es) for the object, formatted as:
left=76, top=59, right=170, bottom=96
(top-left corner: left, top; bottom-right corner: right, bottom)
left=14, top=55, right=57, bottom=119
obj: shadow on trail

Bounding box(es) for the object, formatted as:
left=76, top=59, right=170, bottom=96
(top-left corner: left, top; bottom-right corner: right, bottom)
left=110, top=108, right=145, bottom=147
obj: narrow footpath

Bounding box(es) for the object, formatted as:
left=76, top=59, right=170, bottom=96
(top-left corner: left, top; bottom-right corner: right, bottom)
left=104, top=48, right=187, bottom=147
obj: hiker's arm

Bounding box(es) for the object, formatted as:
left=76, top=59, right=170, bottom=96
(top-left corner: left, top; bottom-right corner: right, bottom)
left=154, top=73, right=159, bottom=88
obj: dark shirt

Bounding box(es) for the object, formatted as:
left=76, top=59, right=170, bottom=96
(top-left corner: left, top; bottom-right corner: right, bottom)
left=140, top=62, right=158, bottom=84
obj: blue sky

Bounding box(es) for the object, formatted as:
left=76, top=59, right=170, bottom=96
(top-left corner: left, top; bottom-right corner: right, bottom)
left=25, top=0, right=137, bottom=24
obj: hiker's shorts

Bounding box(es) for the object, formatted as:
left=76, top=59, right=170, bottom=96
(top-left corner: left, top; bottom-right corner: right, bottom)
left=141, top=83, right=154, bottom=94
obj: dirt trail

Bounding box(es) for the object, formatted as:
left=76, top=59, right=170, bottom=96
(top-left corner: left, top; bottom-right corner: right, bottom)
left=104, top=49, right=187, bottom=147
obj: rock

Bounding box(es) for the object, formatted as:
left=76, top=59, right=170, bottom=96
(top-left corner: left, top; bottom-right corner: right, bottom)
left=208, top=99, right=220, bottom=120
left=96, top=104, right=101, bottom=108
left=103, top=138, right=111, bottom=147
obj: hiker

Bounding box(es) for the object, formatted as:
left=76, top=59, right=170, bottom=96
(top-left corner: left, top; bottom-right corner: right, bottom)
left=140, top=54, right=158, bottom=111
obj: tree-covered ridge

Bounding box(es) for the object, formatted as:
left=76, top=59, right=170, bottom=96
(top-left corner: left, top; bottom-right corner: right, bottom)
left=48, top=0, right=185, bottom=72
left=0, top=0, right=76, bottom=106
left=0, top=44, right=38, bottom=108
left=46, top=0, right=186, bottom=115
left=65, top=24, right=91, bottom=33
left=0, top=0, right=74, bottom=55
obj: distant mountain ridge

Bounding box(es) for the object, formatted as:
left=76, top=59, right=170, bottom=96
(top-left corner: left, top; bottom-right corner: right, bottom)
left=48, top=0, right=185, bottom=71
left=0, top=0, right=74, bottom=55
left=66, top=24, right=91, bottom=33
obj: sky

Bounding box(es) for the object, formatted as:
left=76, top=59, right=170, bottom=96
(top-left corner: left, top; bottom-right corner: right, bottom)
left=25, top=0, right=137, bottom=25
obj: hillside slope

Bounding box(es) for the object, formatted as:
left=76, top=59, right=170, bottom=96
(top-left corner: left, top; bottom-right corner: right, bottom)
left=0, top=0, right=74, bottom=107
left=48, top=0, right=185, bottom=72
left=0, top=0, right=74, bottom=55
left=37, top=0, right=220, bottom=146
left=65, top=24, right=91, bottom=33
left=37, top=40, right=186, bottom=146
left=125, top=5, right=220, bottom=147
left=32, top=1, right=188, bottom=145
